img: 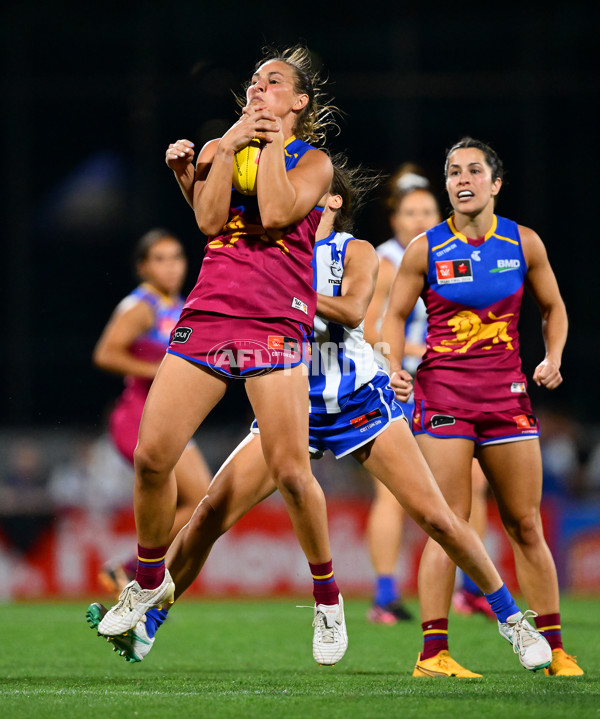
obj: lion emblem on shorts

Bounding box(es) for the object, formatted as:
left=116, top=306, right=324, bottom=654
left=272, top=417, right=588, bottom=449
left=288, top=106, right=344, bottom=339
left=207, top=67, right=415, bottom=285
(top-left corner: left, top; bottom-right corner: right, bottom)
left=433, top=310, right=514, bottom=354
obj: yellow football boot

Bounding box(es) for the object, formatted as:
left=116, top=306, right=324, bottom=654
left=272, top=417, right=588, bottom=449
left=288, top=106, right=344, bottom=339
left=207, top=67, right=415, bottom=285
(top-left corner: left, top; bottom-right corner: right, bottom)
left=412, top=650, right=482, bottom=678
left=544, top=648, right=584, bottom=676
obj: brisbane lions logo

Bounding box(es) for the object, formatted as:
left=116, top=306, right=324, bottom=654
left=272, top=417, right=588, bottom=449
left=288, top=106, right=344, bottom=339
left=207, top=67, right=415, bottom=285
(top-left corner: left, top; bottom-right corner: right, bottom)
left=209, top=213, right=290, bottom=254
left=433, top=310, right=514, bottom=354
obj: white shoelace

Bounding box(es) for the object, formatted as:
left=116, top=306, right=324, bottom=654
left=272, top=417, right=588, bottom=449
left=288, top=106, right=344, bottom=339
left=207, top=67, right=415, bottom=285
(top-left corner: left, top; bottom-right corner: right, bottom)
left=508, top=609, right=539, bottom=655
left=314, top=610, right=336, bottom=643
left=113, top=583, right=141, bottom=616
left=297, top=604, right=339, bottom=643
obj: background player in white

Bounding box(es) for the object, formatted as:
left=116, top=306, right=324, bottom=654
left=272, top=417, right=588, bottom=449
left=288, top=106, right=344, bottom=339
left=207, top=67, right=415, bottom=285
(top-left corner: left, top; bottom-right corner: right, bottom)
left=363, top=165, right=440, bottom=623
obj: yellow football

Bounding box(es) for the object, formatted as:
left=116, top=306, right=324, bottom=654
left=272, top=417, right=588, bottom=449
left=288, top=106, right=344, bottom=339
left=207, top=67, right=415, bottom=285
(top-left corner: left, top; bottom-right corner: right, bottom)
left=232, top=138, right=263, bottom=196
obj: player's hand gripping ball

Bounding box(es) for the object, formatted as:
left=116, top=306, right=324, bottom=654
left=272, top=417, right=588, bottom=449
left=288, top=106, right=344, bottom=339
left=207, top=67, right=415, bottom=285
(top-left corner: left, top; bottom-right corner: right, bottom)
left=232, top=138, right=263, bottom=195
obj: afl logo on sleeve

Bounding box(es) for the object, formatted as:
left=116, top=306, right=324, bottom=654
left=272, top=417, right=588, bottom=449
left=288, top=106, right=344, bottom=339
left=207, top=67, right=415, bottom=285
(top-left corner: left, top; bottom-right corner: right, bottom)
left=172, top=327, right=193, bottom=344
left=291, top=297, right=308, bottom=315
left=435, top=259, right=473, bottom=284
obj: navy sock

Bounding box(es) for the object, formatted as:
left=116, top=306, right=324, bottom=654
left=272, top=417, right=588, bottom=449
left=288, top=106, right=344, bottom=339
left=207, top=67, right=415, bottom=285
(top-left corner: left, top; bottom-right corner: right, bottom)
left=484, top=584, right=520, bottom=623
left=375, top=576, right=397, bottom=607
left=144, top=608, right=169, bottom=639
left=461, top=571, right=483, bottom=597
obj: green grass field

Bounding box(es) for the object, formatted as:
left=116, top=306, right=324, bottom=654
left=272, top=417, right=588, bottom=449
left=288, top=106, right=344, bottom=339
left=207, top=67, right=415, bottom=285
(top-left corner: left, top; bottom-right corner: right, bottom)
left=0, top=597, right=597, bottom=719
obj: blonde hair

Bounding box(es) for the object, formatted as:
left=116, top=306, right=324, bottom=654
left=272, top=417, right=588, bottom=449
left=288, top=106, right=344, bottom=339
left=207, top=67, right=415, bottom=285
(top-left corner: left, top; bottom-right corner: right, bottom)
left=238, top=44, right=339, bottom=146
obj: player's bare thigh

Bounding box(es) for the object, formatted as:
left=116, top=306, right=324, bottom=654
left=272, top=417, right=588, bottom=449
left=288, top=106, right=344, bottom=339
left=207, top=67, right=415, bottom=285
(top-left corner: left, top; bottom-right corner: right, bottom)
left=416, top=434, right=475, bottom=518
left=202, top=433, right=277, bottom=530
left=245, top=364, right=311, bottom=471
left=173, top=442, right=212, bottom=505
left=477, top=438, right=543, bottom=520
left=353, top=419, right=452, bottom=526
left=137, top=353, right=228, bottom=468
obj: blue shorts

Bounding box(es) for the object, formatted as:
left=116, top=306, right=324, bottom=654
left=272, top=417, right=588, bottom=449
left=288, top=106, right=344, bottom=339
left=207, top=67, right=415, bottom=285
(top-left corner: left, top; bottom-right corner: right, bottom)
left=397, top=399, right=415, bottom=424
left=251, top=371, right=405, bottom=458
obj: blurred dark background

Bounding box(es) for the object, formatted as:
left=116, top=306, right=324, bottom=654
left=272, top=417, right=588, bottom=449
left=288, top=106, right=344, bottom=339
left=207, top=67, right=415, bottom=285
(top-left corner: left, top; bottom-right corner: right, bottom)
left=2, top=1, right=598, bottom=436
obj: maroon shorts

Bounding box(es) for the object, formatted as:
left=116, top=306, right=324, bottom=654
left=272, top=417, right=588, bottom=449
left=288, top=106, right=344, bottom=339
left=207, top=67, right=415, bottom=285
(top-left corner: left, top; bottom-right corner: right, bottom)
left=109, top=393, right=198, bottom=465
left=412, top=397, right=539, bottom=446
left=109, top=395, right=145, bottom=465
left=167, top=309, right=311, bottom=378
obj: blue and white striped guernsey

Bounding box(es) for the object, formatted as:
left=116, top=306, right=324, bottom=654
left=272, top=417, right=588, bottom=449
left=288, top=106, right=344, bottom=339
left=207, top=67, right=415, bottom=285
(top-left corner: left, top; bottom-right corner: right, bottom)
left=309, top=232, right=384, bottom=414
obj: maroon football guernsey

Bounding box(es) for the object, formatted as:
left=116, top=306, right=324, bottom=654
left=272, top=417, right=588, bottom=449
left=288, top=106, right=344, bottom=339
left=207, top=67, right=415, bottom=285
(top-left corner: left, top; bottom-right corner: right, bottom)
left=183, top=136, right=322, bottom=325
left=414, top=215, right=530, bottom=412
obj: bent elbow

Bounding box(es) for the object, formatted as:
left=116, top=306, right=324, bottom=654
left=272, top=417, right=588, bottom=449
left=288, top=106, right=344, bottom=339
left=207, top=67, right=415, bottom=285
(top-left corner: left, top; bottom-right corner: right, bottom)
left=259, top=203, right=298, bottom=229
left=196, top=219, right=223, bottom=236
left=92, top=348, right=108, bottom=370
left=344, top=310, right=366, bottom=330
left=347, top=302, right=368, bottom=330
left=260, top=213, right=289, bottom=230
left=346, top=315, right=363, bottom=330
left=195, top=208, right=228, bottom=237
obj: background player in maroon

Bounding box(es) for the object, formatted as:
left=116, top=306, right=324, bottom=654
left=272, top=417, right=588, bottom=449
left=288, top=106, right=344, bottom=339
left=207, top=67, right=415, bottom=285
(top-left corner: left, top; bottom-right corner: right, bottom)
left=363, top=167, right=492, bottom=623
left=382, top=137, right=582, bottom=676
left=93, top=229, right=211, bottom=594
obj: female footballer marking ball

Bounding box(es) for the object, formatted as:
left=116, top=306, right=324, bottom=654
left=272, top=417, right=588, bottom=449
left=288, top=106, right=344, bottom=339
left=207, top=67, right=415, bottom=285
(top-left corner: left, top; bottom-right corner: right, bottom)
left=232, top=138, right=263, bottom=195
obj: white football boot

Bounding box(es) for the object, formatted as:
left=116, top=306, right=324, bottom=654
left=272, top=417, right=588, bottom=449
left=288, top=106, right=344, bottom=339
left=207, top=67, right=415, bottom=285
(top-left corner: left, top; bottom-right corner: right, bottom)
left=87, top=602, right=155, bottom=663
left=498, top=610, right=552, bottom=671
left=97, top=569, right=174, bottom=636
left=312, top=593, right=348, bottom=666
